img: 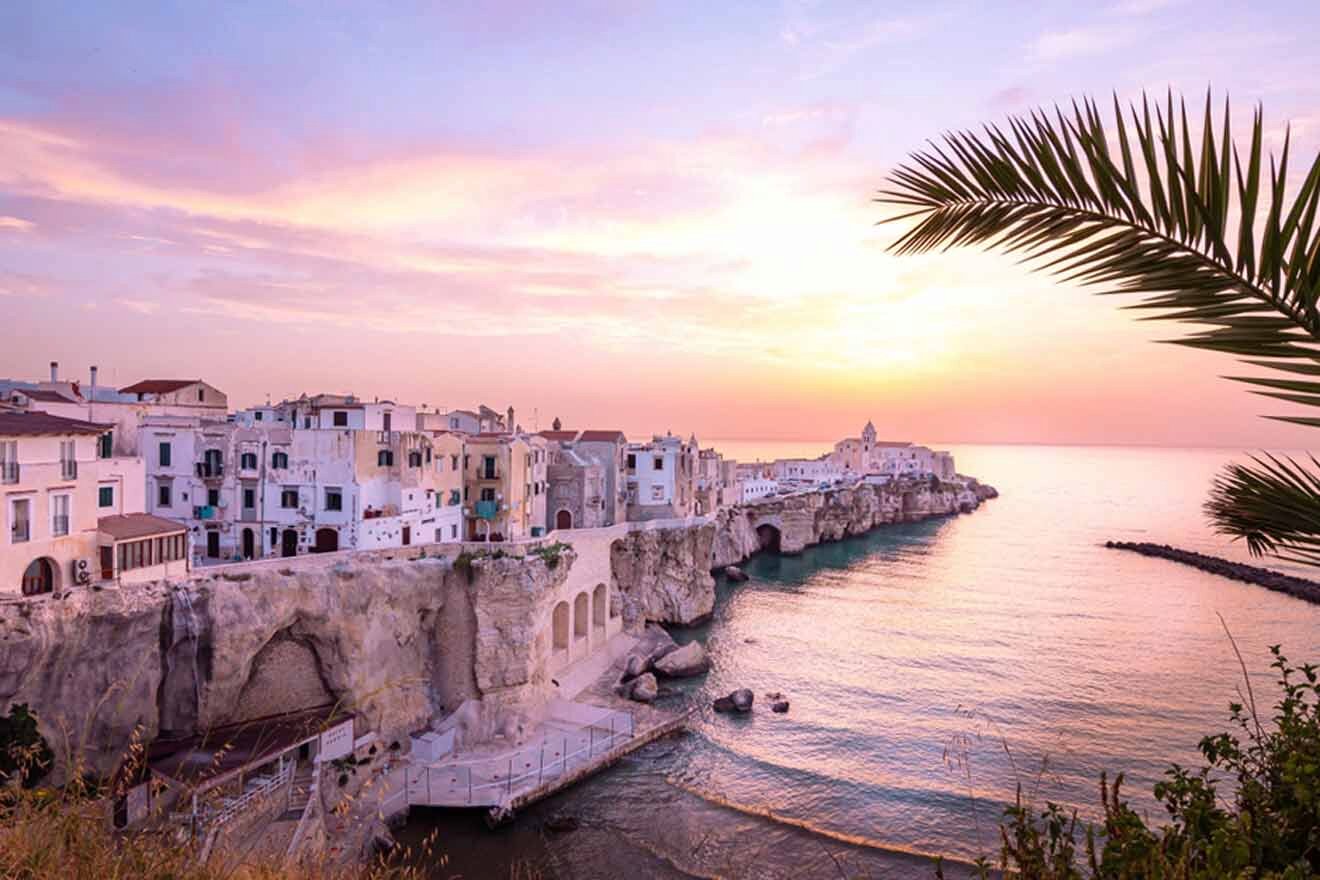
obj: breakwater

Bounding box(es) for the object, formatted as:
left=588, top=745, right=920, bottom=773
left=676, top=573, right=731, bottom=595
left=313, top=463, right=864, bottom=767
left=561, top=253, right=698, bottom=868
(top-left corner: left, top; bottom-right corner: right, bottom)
left=1105, top=540, right=1320, bottom=604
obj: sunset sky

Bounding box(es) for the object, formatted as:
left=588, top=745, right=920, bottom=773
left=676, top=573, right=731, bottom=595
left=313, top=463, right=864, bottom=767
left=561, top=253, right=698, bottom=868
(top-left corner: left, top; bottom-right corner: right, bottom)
left=2, top=1, right=1318, bottom=446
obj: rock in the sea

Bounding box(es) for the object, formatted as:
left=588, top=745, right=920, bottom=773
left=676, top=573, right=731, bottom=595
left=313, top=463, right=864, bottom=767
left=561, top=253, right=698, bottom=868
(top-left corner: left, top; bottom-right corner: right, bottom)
left=713, top=688, right=754, bottom=714
left=653, top=640, right=710, bottom=677
left=622, top=653, right=649, bottom=680
left=771, top=700, right=789, bottom=714
left=544, top=813, right=580, bottom=833
left=724, top=565, right=750, bottom=583
left=629, top=673, right=658, bottom=703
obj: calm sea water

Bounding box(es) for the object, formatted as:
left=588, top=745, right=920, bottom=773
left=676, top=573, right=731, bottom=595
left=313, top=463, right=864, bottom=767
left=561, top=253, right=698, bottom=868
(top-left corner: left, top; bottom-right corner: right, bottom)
left=399, top=444, right=1320, bottom=879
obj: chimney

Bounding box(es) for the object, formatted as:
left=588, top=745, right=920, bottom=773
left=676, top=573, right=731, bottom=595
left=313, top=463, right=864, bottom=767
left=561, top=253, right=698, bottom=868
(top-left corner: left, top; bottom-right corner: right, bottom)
left=89, top=365, right=98, bottom=392
left=49, top=361, right=58, bottom=382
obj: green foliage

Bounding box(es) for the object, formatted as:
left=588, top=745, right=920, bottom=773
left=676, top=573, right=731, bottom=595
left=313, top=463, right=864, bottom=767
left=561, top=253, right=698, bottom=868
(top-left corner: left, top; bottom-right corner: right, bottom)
left=453, top=551, right=479, bottom=583
left=879, top=91, right=1320, bottom=566
left=533, top=542, right=572, bottom=570
left=0, top=703, right=53, bottom=788
left=965, top=647, right=1320, bottom=878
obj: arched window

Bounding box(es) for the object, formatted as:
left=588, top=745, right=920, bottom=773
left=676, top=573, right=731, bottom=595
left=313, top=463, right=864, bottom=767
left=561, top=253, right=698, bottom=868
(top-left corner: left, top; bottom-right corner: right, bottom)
left=272, top=451, right=289, bottom=469
left=378, top=450, right=394, bottom=467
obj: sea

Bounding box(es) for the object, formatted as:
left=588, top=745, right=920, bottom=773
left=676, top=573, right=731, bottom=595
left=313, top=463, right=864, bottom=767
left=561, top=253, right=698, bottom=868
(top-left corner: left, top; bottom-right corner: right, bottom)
left=396, top=443, right=1320, bottom=879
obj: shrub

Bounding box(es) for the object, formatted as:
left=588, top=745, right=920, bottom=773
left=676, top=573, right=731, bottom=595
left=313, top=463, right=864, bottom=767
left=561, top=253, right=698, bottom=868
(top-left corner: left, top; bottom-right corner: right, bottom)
left=0, top=704, right=53, bottom=787
left=958, top=645, right=1320, bottom=879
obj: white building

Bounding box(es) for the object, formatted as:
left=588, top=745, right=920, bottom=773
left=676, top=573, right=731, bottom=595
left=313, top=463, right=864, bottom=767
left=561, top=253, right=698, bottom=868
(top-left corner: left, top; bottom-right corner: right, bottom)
left=625, top=433, right=698, bottom=521
left=829, top=421, right=955, bottom=481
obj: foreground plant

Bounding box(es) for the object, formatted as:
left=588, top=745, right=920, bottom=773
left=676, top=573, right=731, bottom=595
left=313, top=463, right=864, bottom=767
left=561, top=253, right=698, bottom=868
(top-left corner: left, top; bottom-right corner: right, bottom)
left=880, top=91, right=1320, bottom=564
left=938, top=646, right=1320, bottom=879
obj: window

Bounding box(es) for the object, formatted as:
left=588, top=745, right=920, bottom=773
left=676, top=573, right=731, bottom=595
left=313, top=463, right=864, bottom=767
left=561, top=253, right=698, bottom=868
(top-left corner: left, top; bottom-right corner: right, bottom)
left=240, top=452, right=257, bottom=470
left=325, top=488, right=343, bottom=511
left=382, top=412, right=392, bottom=432
left=157, top=483, right=172, bottom=507
left=449, top=489, right=461, bottom=506
left=11, top=498, right=30, bottom=543
left=654, top=456, right=664, bottom=470
left=98, top=486, right=114, bottom=508
left=207, top=488, right=219, bottom=506
left=272, top=451, right=289, bottom=469
left=483, top=456, right=496, bottom=479
left=425, top=446, right=432, bottom=463
left=158, top=441, right=171, bottom=467
left=333, top=411, right=348, bottom=427
left=304, top=417, right=312, bottom=429
left=377, top=450, right=394, bottom=467
left=254, top=411, right=263, bottom=421
left=51, top=493, right=70, bottom=536
left=450, top=524, right=458, bottom=539
left=98, top=432, right=113, bottom=459
left=451, top=454, right=459, bottom=470
left=481, top=488, right=496, bottom=502
left=408, top=451, right=422, bottom=468
left=198, top=388, right=205, bottom=402
left=242, top=488, right=256, bottom=509
left=626, top=453, right=636, bottom=470
left=463, top=487, right=469, bottom=501
left=281, top=487, right=298, bottom=508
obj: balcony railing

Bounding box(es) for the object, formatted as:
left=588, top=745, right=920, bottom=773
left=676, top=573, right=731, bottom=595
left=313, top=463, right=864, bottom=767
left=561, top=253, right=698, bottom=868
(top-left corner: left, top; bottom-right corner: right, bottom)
left=60, top=460, right=77, bottom=480
left=11, top=521, right=29, bottom=543
left=480, top=469, right=500, bottom=480
left=474, top=500, right=499, bottom=520
left=0, top=462, right=17, bottom=484
left=52, top=515, right=69, bottom=536
left=196, top=462, right=225, bottom=479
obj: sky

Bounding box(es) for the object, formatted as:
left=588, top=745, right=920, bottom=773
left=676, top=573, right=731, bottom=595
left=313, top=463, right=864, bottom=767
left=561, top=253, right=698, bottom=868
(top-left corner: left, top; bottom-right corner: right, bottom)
left=1, top=1, right=1318, bottom=446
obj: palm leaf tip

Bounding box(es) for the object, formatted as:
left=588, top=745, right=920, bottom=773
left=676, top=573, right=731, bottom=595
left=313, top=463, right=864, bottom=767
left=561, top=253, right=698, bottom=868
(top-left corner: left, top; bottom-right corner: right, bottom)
left=1206, top=455, right=1320, bottom=566
left=879, top=89, right=1320, bottom=426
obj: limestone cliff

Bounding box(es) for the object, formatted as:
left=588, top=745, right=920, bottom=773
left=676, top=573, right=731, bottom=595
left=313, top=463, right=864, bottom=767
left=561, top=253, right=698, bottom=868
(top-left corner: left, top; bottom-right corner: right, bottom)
left=0, top=551, right=570, bottom=777
left=610, top=522, right=717, bottom=628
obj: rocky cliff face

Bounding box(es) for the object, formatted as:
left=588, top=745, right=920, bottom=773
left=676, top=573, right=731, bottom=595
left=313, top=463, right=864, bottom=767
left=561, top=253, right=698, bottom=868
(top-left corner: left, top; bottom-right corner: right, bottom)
left=0, top=552, right=570, bottom=777
left=610, top=522, right=717, bottom=629
left=710, top=477, right=996, bottom=570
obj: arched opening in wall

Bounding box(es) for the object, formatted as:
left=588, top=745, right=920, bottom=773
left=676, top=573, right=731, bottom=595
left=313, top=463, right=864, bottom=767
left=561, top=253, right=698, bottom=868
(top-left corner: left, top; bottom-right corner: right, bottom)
left=20, top=557, right=57, bottom=596
left=555, top=509, right=573, bottom=531
left=281, top=529, right=298, bottom=558
left=241, top=528, right=255, bottom=560
left=756, top=524, right=782, bottom=554
left=229, top=627, right=337, bottom=726
left=552, top=601, right=570, bottom=650
left=573, top=592, right=589, bottom=641
left=592, top=583, right=606, bottom=630
left=313, top=528, right=339, bottom=554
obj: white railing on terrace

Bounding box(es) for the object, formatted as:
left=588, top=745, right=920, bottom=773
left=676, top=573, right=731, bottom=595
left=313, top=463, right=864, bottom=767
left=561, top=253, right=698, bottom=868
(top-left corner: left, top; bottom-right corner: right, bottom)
left=206, top=763, right=292, bottom=830
left=407, top=709, right=635, bottom=808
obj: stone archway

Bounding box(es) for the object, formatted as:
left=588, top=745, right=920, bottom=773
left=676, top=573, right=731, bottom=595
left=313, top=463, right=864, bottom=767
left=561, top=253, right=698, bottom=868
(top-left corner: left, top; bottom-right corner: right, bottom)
left=552, top=601, right=570, bottom=650
left=573, top=592, right=589, bottom=641
left=592, top=583, right=606, bottom=629
left=755, top=523, right=782, bottom=553
left=555, top=509, right=573, bottom=531
left=20, top=557, right=57, bottom=596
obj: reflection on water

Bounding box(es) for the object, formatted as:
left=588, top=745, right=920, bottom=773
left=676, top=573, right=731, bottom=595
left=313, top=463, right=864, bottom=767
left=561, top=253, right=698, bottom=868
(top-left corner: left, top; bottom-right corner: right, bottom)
left=399, top=445, right=1320, bottom=878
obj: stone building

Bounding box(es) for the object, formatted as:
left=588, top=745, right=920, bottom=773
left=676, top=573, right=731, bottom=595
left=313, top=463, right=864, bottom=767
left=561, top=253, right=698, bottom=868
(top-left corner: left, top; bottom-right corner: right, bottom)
left=538, top=428, right=628, bottom=530
left=624, top=433, right=698, bottom=521
left=462, top=432, right=548, bottom=540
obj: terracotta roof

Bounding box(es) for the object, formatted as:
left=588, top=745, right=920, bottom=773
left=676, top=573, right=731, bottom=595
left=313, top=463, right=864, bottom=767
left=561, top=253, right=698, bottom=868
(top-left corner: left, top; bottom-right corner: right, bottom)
left=119, top=379, right=202, bottom=395
left=0, top=412, right=111, bottom=436
left=97, top=513, right=188, bottom=540
left=19, top=388, right=77, bottom=403
left=578, top=430, right=626, bottom=442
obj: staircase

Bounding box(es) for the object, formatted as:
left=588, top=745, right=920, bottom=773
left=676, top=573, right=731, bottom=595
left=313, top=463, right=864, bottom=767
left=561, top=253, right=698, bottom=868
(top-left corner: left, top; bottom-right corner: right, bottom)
left=282, top=762, right=317, bottom=821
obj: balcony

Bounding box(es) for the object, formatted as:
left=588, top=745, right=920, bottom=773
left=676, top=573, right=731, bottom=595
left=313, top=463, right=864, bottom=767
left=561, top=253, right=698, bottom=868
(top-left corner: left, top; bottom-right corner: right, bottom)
left=478, top=469, right=500, bottom=481
left=196, top=462, right=225, bottom=479
left=0, top=461, right=17, bottom=484
left=474, top=500, right=499, bottom=520
left=11, top=521, right=29, bottom=543
left=60, top=460, right=77, bottom=480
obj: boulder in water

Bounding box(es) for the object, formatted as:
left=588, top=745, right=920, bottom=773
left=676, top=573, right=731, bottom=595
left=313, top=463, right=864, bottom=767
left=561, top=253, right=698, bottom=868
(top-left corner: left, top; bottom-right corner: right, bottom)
left=629, top=673, right=658, bottom=703
left=724, top=565, right=750, bottom=583
left=654, top=641, right=710, bottom=677
left=714, top=688, right=754, bottom=713
left=771, top=700, right=790, bottom=714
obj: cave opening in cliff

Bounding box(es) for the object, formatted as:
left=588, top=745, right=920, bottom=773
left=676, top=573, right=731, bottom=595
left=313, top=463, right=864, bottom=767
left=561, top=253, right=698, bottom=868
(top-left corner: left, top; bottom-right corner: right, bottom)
left=756, top=524, right=782, bottom=554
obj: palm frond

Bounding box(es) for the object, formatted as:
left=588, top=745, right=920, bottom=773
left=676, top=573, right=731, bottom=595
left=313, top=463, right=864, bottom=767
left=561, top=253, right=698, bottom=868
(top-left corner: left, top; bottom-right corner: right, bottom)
left=1206, top=454, right=1320, bottom=566
left=879, top=90, right=1320, bottom=421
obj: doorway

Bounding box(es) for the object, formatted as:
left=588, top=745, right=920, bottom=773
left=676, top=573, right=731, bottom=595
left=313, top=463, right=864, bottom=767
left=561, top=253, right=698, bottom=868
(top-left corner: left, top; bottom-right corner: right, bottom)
left=556, top=509, right=573, bottom=531
left=313, top=528, right=338, bottom=553
left=401, top=525, right=411, bottom=546
left=241, top=528, right=255, bottom=560
left=281, top=529, right=298, bottom=557
left=206, top=531, right=220, bottom=558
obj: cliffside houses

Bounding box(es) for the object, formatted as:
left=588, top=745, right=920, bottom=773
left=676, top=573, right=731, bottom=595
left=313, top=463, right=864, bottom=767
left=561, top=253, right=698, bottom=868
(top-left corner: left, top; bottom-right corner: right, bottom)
left=624, top=433, right=699, bottom=521
left=0, top=411, right=186, bottom=596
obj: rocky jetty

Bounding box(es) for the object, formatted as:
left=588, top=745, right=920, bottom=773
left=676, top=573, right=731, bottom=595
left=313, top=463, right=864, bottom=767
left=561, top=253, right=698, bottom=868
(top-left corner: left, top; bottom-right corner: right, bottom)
left=1105, top=541, right=1320, bottom=604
